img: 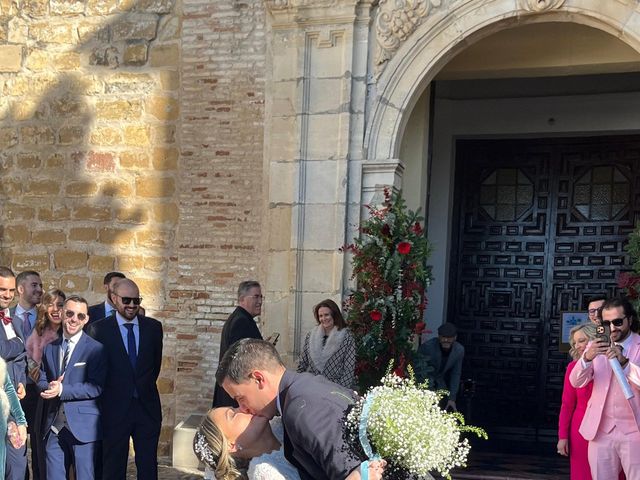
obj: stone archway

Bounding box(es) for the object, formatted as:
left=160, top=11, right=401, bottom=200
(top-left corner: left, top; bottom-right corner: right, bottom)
left=362, top=0, right=640, bottom=197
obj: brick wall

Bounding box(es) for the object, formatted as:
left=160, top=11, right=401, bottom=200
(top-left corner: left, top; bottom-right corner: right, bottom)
left=0, top=0, right=266, bottom=456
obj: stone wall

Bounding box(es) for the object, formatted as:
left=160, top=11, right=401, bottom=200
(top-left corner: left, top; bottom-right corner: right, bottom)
left=0, top=0, right=266, bottom=455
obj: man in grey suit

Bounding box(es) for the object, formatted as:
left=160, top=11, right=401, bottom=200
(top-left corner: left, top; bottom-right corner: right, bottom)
left=417, top=322, right=465, bottom=412
left=217, top=339, right=385, bottom=480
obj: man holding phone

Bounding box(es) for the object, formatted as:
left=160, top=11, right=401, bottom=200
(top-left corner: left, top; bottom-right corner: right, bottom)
left=570, top=297, right=640, bottom=479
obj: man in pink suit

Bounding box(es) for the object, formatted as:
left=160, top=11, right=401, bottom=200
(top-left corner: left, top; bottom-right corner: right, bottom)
left=570, top=297, right=640, bottom=479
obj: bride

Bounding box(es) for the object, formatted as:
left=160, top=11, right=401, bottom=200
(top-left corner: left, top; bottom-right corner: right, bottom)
left=193, top=407, right=301, bottom=480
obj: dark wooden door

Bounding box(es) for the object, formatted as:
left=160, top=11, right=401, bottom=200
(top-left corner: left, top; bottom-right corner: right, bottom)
left=450, top=136, right=640, bottom=449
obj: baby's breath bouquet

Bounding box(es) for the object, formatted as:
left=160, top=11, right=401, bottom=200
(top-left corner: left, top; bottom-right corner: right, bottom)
left=346, top=371, right=486, bottom=479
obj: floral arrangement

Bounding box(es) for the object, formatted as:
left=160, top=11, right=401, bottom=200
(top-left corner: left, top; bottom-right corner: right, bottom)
left=343, top=188, right=433, bottom=391
left=346, top=371, right=487, bottom=479
left=620, top=225, right=640, bottom=311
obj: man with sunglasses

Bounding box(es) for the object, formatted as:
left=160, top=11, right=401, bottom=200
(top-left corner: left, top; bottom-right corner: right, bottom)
left=570, top=297, right=640, bottom=479
left=38, top=295, right=106, bottom=480
left=86, top=279, right=163, bottom=480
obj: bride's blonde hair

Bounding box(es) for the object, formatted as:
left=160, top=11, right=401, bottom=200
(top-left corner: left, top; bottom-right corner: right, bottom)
left=193, top=411, right=246, bottom=480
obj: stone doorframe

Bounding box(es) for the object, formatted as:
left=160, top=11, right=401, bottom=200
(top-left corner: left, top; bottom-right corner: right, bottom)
left=262, top=0, right=640, bottom=363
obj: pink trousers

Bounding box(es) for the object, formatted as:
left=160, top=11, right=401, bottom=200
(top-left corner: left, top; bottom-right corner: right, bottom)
left=589, top=426, right=640, bottom=480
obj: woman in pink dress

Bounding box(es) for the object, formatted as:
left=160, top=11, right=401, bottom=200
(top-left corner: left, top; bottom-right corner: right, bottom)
left=557, top=323, right=597, bottom=479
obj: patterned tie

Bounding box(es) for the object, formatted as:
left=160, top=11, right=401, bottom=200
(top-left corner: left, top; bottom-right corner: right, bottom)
left=22, top=311, right=31, bottom=337
left=124, top=323, right=137, bottom=369
left=60, top=339, right=70, bottom=375
left=0, top=311, right=10, bottom=326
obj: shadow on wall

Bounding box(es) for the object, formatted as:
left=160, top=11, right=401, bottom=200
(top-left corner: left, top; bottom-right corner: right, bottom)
left=0, top=0, right=179, bottom=455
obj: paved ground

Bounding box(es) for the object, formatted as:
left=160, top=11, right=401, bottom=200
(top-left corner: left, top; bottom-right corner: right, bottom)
left=126, top=462, right=204, bottom=479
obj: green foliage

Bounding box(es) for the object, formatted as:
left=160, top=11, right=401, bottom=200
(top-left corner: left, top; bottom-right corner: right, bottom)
left=343, top=188, right=434, bottom=391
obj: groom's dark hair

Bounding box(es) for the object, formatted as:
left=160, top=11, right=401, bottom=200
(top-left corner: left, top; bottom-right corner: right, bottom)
left=216, top=338, right=285, bottom=385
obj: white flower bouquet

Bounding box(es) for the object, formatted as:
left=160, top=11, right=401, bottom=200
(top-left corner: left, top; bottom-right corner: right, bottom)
left=346, top=371, right=486, bottom=479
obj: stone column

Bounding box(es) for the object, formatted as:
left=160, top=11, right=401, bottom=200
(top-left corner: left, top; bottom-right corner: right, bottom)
left=263, top=0, right=373, bottom=363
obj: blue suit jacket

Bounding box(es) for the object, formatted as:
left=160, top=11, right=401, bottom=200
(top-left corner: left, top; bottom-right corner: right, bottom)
left=86, top=314, right=163, bottom=438
left=4, top=308, right=27, bottom=387
left=38, top=333, right=107, bottom=443
left=418, top=338, right=465, bottom=401
left=279, top=370, right=363, bottom=480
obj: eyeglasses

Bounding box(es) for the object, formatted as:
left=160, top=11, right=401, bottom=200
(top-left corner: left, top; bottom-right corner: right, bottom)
left=602, top=317, right=626, bottom=328
left=115, top=295, right=142, bottom=305
left=64, top=310, right=87, bottom=321
left=588, top=307, right=603, bottom=315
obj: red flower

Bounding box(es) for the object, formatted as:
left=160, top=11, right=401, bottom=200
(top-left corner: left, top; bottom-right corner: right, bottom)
left=414, top=321, right=426, bottom=334
left=411, top=222, right=423, bottom=235
left=397, top=242, right=411, bottom=255
left=370, top=310, right=382, bottom=322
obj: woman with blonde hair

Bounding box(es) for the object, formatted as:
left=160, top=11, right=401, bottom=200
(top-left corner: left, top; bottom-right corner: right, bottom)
left=557, top=323, right=597, bottom=479
left=194, top=406, right=299, bottom=480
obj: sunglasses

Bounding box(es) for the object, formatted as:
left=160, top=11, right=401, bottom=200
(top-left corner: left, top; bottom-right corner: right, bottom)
left=117, top=296, right=142, bottom=305
left=64, top=310, right=87, bottom=321
left=602, top=317, right=626, bottom=328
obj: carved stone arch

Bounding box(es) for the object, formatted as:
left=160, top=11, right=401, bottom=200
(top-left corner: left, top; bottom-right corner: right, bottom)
left=364, top=1, right=640, bottom=165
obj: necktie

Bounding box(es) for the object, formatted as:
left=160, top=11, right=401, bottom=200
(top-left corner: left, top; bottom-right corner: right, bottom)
left=60, top=340, right=70, bottom=375
left=0, top=311, right=10, bottom=326
left=22, top=311, right=31, bottom=337
left=124, top=323, right=137, bottom=369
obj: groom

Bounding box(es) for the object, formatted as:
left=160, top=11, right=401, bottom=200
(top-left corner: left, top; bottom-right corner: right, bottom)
left=217, top=338, right=385, bottom=480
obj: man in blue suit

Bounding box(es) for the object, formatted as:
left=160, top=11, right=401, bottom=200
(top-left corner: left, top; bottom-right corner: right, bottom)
left=0, top=267, right=28, bottom=480
left=86, top=279, right=163, bottom=480
left=38, top=295, right=107, bottom=480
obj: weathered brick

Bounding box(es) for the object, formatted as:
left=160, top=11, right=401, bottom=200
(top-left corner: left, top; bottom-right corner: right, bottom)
left=144, top=256, right=165, bottom=272
left=159, top=70, right=179, bottom=91
left=87, top=151, right=116, bottom=172
left=136, top=277, right=163, bottom=296
left=101, top=179, right=133, bottom=197
left=38, top=206, right=71, bottom=221
left=59, top=126, right=86, bottom=145
left=119, top=152, right=149, bottom=169
left=59, top=274, right=90, bottom=292
left=123, top=41, right=148, bottom=66
left=20, top=0, right=49, bottom=16
left=16, top=153, right=41, bottom=169
left=32, top=230, right=66, bottom=245
left=4, top=204, right=35, bottom=221
left=86, top=0, right=117, bottom=15
left=135, top=176, right=175, bottom=198
left=88, top=255, right=114, bottom=271
left=45, top=153, right=66, bottom=168
left=110, top=14, right=158, bottom=41
left=12, top=254, right=49, bottom=272
left=54, top=249, right=88, bottom=269
left=3, top=225, right=30, bottom=243
left=98, top=228, right=135, bottom=245
left=147, top=96, right=178, bottom=121
left=123, top=125, right=150, bottom=146
left=118, top=255, right=144, bottom=271
left=20, top=126, right=55, bottom=145
left=136, top=230, right=168, bottom=248
left=25, top=180, right=59, bottom=195
left=151, top=147, right=178, bottom=170
left=103, top=73, right=154, bottom=94
left=152, top=202, right=178, bottom=224
left=69, top=227, right=97, bottom=241
left=157, top=377, right=174, bottom=394
left=115, top=206, right=148, bottom=224
left=0, top=128, right=18, bottom=148
left=50, top=0, right=85, bottom=15
left=73, top=206, right=111, bottom=221
left=149, top=43, right=178, bottom=68
left=96, top=99, right=143, bottom=121
left=30, top=22, right=75, bottom=44
left=90, top=127, right=122, bottom=146
left=66, top=181, right=98, bottom=196
left=0, top=45, right=22, bottom=72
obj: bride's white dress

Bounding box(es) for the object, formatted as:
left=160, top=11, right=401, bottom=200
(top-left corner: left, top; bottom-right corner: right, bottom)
left=248, top=417, right=301, bottom=480
left=203, top=417, right=300, bottom=480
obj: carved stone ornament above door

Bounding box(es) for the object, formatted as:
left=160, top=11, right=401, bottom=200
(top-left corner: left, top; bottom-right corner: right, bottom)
left=375, top=0, right=442, bottom=68
left=264, top=0, right=352, bottom=11
left=519, top=0, right=565, bottom=12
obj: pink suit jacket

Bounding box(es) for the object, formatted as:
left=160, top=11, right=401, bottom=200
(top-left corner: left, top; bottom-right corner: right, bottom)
left=569, top=332, right=640, bottom=441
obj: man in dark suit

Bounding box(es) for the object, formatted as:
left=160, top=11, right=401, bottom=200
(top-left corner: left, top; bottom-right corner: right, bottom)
left=87, top=272, right=125, bottom=325
left=38, top=295, right=106, bottom=480
left=212, top=280, right=264, bottom=407
left=217, top=339, right=386, bottom=480
left=417, top=322, right=465, bottom=412
left=86, top=279, right=163, bottom=480
left=0, top=267, right=28, bottom=480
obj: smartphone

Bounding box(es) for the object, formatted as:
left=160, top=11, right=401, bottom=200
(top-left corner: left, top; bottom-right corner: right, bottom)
left=596, top=323, right=610, bottom=345
left=270, top=332, right=280, bottom=346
